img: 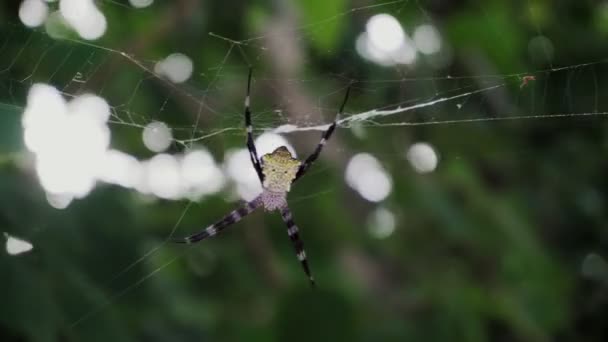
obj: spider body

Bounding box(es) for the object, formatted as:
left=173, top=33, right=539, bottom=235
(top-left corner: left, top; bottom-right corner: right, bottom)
left=174, top=69, right=351, bottom=287
left=261, top=146, right=300, bottom=193
left=259, top=189, right=288, bottom=211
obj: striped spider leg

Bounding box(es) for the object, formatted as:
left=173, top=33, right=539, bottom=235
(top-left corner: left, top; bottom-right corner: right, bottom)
left=279, top=206, right=314, bottom=284
left=294, top=85, right=350, bottom=181
left=174, top=69, right=352, bottom=287
left=173, top=199, right=262, bottom=244
left=245, top=68, right=265, bottom=183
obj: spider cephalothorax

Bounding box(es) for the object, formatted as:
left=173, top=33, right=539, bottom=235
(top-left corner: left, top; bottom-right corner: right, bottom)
left=261, top=146, right=300, bottom=193
left=175, top=69, right=351, bottom=286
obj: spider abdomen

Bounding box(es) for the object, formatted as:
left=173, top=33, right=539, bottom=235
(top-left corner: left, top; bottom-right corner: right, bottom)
left=260, top=190, right=288, bottom=211
left=261, top=146, right=301, bottom=193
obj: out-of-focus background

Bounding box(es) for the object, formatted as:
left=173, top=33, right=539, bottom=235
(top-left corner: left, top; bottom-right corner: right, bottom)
left=2, top=0, right=608, bottom=341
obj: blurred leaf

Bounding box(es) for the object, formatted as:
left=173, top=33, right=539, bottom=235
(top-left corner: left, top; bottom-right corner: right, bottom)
left=297, top=0, right=346, bottom=54
left=0, top=103, right=22, bottom=154
left=275, top=289, right=356, bottom=342
left=445, top=2, right=525, bottom=72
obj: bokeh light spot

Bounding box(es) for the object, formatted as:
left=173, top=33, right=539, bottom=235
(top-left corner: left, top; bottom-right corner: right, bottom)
left=406, top=142, right=438, bottom=174
left=46, top=192, right=73, bottom=209
left=142, top=121, right=172, bottom=152
left=154, top=53, right=194, bottom=83
left=357, top=16, right=417, bottom=66
left=366, top=14, right=405, bottom=53
left=345, top=153, right=392, bottom=202
left=181, top=149, right=225, bottom=199
left=129, top=0, right=154, bottom=8
left=413, top=24, right=442, bottom=55
left=59, top=0, right=107, bottom=40
left=19, top=0, right=49, bottom=28
left=145, top=154, right=181, bottom=199
left=4, top=233, right=34, bottom=256
left=367, top=207, right=396, bottom=239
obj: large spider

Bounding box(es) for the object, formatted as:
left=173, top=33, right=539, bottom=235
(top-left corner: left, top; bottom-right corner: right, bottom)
left=174, top=69, right=350, bottom=286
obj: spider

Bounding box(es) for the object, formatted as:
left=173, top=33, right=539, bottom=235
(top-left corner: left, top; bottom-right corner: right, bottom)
left=174, top=69, right=351, bottom=287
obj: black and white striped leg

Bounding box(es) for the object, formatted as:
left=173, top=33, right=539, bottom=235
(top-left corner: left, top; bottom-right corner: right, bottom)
left=294, top=85, right=351, bottom=181
left=173, top=198, right=261, bottom=244
left=245, top=68, right=264, bottom=183
left=279, top=206, right=315, bottom=287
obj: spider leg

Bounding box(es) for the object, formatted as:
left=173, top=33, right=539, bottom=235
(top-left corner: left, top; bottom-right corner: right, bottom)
left=245, top=68, right=265, bottom=183
left=173, top=198, right=262, bottom=244
left=279, top=206, right=315, bottom=287
left=294, top=85, right=351, bottom=181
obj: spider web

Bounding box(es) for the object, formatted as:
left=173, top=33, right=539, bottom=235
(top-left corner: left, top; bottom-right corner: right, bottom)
left=2, top=0, right=608, bottom=336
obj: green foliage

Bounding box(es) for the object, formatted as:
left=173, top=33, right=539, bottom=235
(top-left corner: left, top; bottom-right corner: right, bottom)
left=297, top=0, right=347, bottom=54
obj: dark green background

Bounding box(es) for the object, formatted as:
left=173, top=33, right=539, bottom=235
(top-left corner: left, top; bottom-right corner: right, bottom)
left=1, top=0, right=608, bottom=341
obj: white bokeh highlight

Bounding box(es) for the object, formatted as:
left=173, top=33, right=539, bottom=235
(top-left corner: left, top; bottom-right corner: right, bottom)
left=366, top=14, right=405, bottom=53
left=367, top=207, right=396, bottom=239
left=98, top=149, right=142, bottom=189
left=23, top=84, right=228, bottom=207
left=142, top=121, right=172, bottom=152
left=4, top=233, right=34, bottom=256
left=129, top=0, right=154, bottom=8
left=345, top=153, right=392, bottom=202
left=406, top=142, right=438, bottom=174
left=59, top=0, right=107, bottom=40
left=356, top=14, right=417, bottom=66
left=68, top=94, right=111, bottom=123
left=413, top=24, right=442, bottom=55
left=154, top=53, right=194, bottom=84
left=145, top=154, right=182, bottom=199
left=181, top=149, right=225, bottom=200
left=225, top=149, right=262, bottom=201
left=19, top=0, right=49, bottom=28
left=46, top=192, right=73, bottom=209
left=23, top=84, right=111, bottom=198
